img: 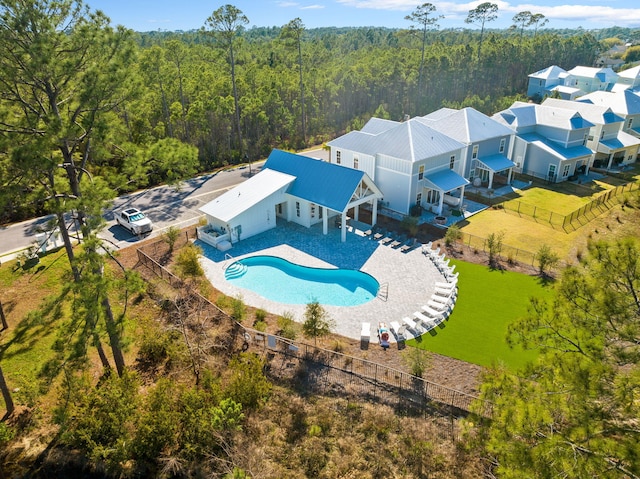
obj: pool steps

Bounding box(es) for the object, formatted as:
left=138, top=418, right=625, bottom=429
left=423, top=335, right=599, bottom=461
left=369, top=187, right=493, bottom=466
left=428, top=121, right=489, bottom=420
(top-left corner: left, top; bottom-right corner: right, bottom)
left=224, top=262, right=248, bottom=279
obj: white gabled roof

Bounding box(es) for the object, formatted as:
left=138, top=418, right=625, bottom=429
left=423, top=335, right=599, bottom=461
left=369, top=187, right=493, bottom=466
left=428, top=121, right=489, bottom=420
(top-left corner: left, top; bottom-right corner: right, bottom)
left=618, top=65, right=640, bottom=80
left=528, top=65, right=567, bottom=80
left=578, top=90, right=640, bottom=115
left=328, top=116, right=465, bottom=163
left=422, top=107, right=514, bottom=143
left=360, top=117, right=400, bottom=135
left=199, top=168, right=295, bottom=222
left=542, top=98, right=624, bottom=125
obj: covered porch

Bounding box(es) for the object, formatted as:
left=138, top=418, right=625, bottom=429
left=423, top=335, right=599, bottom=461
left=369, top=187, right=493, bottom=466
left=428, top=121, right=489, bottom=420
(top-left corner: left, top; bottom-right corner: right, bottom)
left=327, top=176, right=383, bottom=242
left=471, top=154, right=516, bottom=190
left=596, top=132, right=640, bottom=169
left=421, top=169, right=470, bottom=216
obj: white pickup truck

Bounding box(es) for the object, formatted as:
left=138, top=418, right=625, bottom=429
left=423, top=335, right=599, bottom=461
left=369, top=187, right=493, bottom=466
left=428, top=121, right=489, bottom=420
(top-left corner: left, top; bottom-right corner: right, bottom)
left=115, top=207, right=153, bottom=235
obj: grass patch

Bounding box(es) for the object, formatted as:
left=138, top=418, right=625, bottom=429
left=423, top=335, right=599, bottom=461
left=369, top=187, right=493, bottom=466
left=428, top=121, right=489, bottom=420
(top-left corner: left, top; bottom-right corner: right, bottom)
left=409, top=259, right=554, bottom=371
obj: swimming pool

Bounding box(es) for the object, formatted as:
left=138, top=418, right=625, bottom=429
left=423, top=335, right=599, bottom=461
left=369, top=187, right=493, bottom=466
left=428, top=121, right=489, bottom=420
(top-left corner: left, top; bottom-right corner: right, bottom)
left=225, top=255, right=379, bottom=306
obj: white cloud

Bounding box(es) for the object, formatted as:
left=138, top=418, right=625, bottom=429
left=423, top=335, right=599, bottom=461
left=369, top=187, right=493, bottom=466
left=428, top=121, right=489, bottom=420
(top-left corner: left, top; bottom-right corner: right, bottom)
left=336, top=0, right=640, bottom=27
left=276, top=1, right=300, bottom=7
left=301, top=4, right=325, bottom=10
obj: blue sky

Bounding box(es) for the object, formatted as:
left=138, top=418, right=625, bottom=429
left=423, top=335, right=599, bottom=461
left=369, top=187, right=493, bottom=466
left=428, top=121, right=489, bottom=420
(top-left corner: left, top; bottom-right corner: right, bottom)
left=87, top=0, right=640, bottom=32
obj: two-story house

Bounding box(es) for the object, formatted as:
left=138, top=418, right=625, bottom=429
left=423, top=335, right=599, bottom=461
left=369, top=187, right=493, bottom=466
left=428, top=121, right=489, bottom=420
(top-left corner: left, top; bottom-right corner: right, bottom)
left=577, top=90, right=640, bottom=138
left=543, top=98, right=640, bottom=169
left=493, top=102, right=594, bottom=182
left=527, top=65, right=573, bottom=100
left=563, top=66, right=618, bottom=94
left=613, top=65, right=640, bottom=92
left=327, top=116, right=469, bottom=216
left=421, top=107, right=516, bottom=191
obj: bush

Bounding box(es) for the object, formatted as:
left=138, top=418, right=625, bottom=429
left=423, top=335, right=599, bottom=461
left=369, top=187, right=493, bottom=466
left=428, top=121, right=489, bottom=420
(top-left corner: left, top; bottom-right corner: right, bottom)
left=277, top=312, right=298, bottom=340
left=174, top=244, right=204, bottom=278
left=402, top=348, right=432, bottom=378
left=444, top=224, right=462, bottom=247
left=536, top=244, right=559, bottom=276
left=163, top=226, right=182, bottom=253
left=254, top=308, right=267, bottom=322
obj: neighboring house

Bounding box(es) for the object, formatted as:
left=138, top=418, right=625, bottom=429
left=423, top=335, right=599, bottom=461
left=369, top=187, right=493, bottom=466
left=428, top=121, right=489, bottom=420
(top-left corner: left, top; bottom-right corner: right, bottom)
left=493, top=102, right=594, bottom=182
left=564, top=66, right=618, bottom=94
left=543, top=98, right=640, bottom=169
left=199, top=149, right=382, bottom=244
left=422, top=107, right=516, bottom=191
left=613, top=65, right=640, bottom=92
left=577, top=89, right=640, bottom=138
left=327, top=116, right=469, bottom=216
left=527, top=65, right=569, bottom=100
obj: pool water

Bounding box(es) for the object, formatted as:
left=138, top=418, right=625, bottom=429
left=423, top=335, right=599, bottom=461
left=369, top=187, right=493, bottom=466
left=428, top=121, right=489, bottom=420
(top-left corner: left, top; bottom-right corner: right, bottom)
left=225, top=255, right=379, bottom=306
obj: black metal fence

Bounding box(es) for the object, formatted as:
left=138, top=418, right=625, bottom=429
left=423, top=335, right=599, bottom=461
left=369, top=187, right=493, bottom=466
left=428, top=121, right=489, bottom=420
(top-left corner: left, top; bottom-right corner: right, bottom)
left=136, top=238, right=488, bottom=420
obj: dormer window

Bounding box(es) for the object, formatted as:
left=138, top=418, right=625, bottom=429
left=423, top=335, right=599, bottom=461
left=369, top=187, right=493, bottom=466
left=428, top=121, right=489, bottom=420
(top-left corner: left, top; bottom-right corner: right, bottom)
left=472, top=145, right=479, bottom=159
left=418, top=165, right=424, bottom=180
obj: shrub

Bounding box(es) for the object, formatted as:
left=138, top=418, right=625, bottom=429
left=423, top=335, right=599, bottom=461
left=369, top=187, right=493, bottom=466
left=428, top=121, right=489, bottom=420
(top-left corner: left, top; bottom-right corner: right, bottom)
left=230, top=295, right=246, bottom=323
left=163, top=226, right=182, bottom=253
left=174, top=244, right=204, bottom=278
left=225, top=353, right=272, bottom=410
left=402, top=348, right=432, bottom=378
left=536, top=244, right=559, bottom=276
left=254, top=308, right=267, bottom=322
left=444, top=224, right=462, bottom=247
left=277, top=312, right=298, bottom=340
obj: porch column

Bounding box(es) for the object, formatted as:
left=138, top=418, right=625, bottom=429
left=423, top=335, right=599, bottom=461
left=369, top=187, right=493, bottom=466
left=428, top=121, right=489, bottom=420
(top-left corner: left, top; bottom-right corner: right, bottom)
left=607, top=152, right=614, bottom=169
left=488, top=171, right=495, bottom=190
left=354, top=205, right=359, bottom=221
left=341, top=214, right=347, bottom=242
left=507, top=168, right=513, bottom=184
left=459, top=185, right=466, bottom=210
left=372, top=200, right=378, bottom=225
left=437, top=195, right=444, bottom=215
left=322, top=207, right=328, bottom=235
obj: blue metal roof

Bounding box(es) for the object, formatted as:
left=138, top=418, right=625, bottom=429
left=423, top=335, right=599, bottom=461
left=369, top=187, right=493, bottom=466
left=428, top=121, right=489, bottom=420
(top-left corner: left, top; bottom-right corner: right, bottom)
left=477, top=154, right=516, bottom=172
left=520, top=133, right=593, bottom=160
left=423, top=169, right=470, bottom=192
left=264, top=149, right=367, bottom=213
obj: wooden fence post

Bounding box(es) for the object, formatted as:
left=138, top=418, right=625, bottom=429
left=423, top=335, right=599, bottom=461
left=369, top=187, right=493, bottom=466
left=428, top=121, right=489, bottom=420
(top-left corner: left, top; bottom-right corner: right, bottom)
left=0, top=300, right=8, bottom=331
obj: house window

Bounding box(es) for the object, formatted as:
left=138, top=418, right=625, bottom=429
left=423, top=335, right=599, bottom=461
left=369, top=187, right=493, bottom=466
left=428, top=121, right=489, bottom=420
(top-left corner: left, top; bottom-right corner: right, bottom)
left=583, top=133, right=588, bottom=146
left=472, top=145, right=479, bottom=159
left=353, top=156, right=359, bottom=169
left=499, top=138, right=506, bottom=153
left=449, top=155, right=455, bottom=169
left=296, top=201, right=300, bottom=217
left=600, top=130, right=604, bottom=140
left=310, top=204, right=316, bottom=218
left=416, top=193, right=422, bottom=205
left=548, top=164, right=556, bottom=181
left=319, top=207, right=323, bottom=219
left=336, top=151, right=341, bottom=164
left=418, top=165, right=424, bottom=180
left=277, top=204, right=282, bottom=215
left=628, top=118, right=634, bottom=129
left=516, top=155, right=522, bottom=168
left=539, top=79, right=543, bottom=86
left=562, top=164, right=570, bottom=177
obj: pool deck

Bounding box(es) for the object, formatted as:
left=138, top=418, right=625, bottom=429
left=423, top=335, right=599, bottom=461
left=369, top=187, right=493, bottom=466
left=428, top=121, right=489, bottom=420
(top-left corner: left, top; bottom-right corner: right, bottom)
left=198, top=219, right=449, bottom=345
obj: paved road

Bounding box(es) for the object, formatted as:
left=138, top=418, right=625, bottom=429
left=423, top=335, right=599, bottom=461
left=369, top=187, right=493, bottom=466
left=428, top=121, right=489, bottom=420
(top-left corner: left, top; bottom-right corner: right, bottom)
left=0, top=148, right=329, bottom=261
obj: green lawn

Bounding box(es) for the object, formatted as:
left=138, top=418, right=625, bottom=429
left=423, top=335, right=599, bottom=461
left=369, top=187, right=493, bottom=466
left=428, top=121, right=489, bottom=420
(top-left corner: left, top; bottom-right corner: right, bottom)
left=409, top=259, right=554, bottom=371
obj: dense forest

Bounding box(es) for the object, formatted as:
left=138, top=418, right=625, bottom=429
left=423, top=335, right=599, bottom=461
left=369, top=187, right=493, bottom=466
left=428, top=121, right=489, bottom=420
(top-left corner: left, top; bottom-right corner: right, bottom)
left=1, top=0, right=622, bottom=223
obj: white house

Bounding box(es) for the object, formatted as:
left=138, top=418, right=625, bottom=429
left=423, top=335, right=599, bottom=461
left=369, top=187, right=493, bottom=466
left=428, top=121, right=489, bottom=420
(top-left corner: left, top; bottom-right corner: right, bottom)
left=577, top=89, right=640, bottom=139
left=493, top=102, right=594, bottom=182
left=199, top=149, right=383, bottom=245
left=422, top=107, right=516, bottom=191
left=543, top=98, right=640, bottom=169
left=327, top=116, right=469, bottom=216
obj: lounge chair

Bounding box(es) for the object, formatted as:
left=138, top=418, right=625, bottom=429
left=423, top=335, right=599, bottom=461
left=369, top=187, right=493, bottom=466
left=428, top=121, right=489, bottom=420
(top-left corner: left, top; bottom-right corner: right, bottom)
left=425, top=299, right=448, bottom=312
left=373, top=227, right=385, bottom=240
left=390, top=234, right=407, bottom=248
left=435, top=281, right=457, bottom=290
left=446, top=271, right=459, bottom=282
left=413, top=311, right=437, bottom=330
left=428, top=247, right=440, bottom=259
left=421, top=241, right=432, bottom=255
left=390, top=320, right=404, bottom=339
left=400, top=238, right=415, bottom=253
left=402, top=316, right=417, bottom=330
left=430, top=294, right=449, bottom=305
left=421, top=304, right=445, bottom=319
left=361, top=322, right=370, bottom=341
left=380, top=231, right=394, bottom=245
